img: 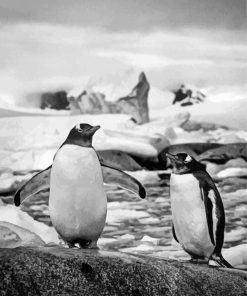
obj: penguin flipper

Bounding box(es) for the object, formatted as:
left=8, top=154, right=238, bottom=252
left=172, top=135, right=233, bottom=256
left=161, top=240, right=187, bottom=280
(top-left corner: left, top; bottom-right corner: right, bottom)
left=14, top=165, right=52, bottom=206
left=100, top=163, right=146, bottom=199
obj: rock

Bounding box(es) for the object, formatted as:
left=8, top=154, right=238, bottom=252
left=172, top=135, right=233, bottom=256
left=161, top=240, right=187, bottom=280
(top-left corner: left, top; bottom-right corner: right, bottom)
left=67, top=72, right=150, bottom=124
left=40, top=91, right=69, bottom=110
left=199, top=143, right=247, bottom=163
left=218, top=178, right=247, bottom=192
left=97, top=150, right=142, bottom=171
left=182, top=120, right=229, bottom=132
left=172, top=84, right=206, bottom=106
left=117, top=72, right=150, bottom=124
left=0, top=247, right=246, bottom=295
left=68, top=91, right=113, bottom=115
left=206, top=158, right=247, bottom=177
left=0, top=221, right=44, bottom=248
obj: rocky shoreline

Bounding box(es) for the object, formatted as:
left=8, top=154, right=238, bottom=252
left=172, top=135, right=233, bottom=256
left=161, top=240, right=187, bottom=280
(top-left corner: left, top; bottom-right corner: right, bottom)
left=1, top=246, right=246, bottom=296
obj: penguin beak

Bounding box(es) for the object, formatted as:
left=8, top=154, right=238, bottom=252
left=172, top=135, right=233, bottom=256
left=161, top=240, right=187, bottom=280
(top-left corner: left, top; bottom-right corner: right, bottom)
left=89, top=125, right=101, bottom=134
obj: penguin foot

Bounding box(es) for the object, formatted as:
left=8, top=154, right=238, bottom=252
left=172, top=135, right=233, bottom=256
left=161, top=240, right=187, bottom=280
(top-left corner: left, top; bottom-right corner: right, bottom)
left=79, top=241, right=98, bottom=249
left=64, top=241, right=79, bottom=249
left=44, top=242, right=59, bottom=247
left=209, top=253, right=233, bottom=268
left=189, top=258, right=208, bottom=265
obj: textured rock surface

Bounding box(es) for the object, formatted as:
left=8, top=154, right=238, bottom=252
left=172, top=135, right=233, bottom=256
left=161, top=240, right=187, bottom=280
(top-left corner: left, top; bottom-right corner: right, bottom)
left=199, top=143, right=247, bottom=163
left=117, top=72, right=150, bottom=124
left=182, top=120, right=229, bottom=132
left=97, top=150, right=142, bottom=171
left=68, top=91, right=113, bottom=115
left=0, top=246, right=246, bottom=296
left=40, top=91, right=69, bottom=110
left=67, top=72, right=150, bottom=124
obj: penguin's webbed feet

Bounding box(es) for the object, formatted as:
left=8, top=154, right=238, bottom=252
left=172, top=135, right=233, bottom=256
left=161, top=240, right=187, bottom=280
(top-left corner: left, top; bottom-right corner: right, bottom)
left=189, top=257, right=208, bottom=265
left=79, top=241, right=99, bottom=249
left=209, top=253, right=233, bottom=268
left=65, top=241, right=79, bottom=249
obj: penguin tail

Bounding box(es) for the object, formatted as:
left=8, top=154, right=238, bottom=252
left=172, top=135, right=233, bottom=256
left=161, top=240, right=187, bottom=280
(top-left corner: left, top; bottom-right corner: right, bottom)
left=209, top=253, right=234, bottom=269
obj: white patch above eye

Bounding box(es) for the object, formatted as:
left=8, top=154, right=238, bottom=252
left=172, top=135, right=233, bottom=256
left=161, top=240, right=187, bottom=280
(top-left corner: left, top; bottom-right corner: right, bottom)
left=184, top=155, right=192, bottom=163
left=75, top=123, right=81, bottom=130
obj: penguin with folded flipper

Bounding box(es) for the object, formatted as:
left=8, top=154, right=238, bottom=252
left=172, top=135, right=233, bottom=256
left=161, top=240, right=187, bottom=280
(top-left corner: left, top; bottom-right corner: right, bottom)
left=166, top=152, right=233, bottom=268
left=14, top=124, right=145, bottom=248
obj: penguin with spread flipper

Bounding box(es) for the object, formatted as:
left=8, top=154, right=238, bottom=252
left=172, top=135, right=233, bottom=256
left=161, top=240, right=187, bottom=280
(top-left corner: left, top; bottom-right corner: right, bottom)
left=14, top=124, right=146, bottom=248
left=166, top=152, right=233, bottom=268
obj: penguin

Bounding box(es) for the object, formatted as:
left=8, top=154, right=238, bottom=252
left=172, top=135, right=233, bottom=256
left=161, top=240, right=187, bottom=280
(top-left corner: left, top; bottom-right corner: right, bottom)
left=166, top=152, right=233, bottom=268
left=14, top=123, right=146, bottom=248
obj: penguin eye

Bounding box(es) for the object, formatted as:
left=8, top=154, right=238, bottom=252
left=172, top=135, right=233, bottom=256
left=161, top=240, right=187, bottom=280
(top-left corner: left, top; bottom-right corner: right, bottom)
left=184, top=155, right=192, bottom=163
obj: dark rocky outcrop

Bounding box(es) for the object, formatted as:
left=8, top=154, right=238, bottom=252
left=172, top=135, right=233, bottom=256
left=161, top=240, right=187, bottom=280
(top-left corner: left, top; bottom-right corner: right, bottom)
left=218, top=177, right=247, bottom=192
left=172, top=85, right=206, bottom=106
left=66, top=72, right=150, bottom=124
left=198, top=143, right=247, bottom=163
left=40, top=91, right=69, bottom=110
left=68, top=73, right=150, bottom=124
left=97, top=150, right=142, bottom=171
left=132, top=156, right=162, bottom=171
left=0, top=246, right=246, bottom=296
left=117, top=72, right=150, bottom=124
left=182, top=120, right=229, bottom=132
left=66, top=72, right=150, bottom=123
left=68, top=91, right=114, bottom=115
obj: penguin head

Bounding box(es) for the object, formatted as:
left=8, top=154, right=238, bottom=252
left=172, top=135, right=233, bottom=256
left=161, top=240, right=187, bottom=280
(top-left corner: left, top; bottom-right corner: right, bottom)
left=166, top=152, right=205, bottom=174
left=64, top=123, right=101, bottom=147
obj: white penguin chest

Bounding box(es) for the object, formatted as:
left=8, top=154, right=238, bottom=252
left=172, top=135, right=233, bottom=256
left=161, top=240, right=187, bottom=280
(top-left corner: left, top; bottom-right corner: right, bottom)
left=49, top=145, right=107, bottom=241
left=170, top=173, right=214, bottom=257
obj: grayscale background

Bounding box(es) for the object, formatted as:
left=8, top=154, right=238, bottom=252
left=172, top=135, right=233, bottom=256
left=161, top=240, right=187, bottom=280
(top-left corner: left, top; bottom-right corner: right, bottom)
left=0, top=0, right=246, bottom=270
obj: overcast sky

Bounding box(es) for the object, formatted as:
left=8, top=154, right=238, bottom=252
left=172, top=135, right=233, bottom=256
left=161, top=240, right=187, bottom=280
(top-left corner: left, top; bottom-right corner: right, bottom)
left=0, top=0, right=246, bottom=94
